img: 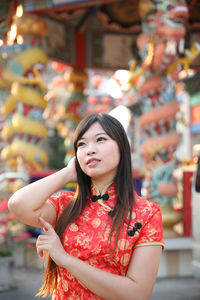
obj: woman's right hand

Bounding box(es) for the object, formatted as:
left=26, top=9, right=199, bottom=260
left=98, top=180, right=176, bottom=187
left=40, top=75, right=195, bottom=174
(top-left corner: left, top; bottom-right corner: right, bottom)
left=36, top=217, right=69, bottom=267
left=66, top=157, right=77, bottom=183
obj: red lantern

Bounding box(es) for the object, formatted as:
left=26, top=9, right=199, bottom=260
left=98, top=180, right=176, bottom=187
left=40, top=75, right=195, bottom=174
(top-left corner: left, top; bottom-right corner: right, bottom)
left=101, top=96, right=111, bottom=105
left=88, top=96, right=99, bottom=105
left=52, top=61, right=67, bottom=72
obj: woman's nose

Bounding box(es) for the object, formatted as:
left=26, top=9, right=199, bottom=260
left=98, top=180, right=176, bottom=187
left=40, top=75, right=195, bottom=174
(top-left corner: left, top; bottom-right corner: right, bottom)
left=86, top=145, right=96, bottom=155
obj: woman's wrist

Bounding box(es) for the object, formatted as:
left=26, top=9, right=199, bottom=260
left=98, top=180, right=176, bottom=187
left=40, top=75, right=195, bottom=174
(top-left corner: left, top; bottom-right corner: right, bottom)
left=60, top=252, right=73, bottom=269
left=58, top=166, right=74, bottom=186
left=64, top=157, right=77, bottom=183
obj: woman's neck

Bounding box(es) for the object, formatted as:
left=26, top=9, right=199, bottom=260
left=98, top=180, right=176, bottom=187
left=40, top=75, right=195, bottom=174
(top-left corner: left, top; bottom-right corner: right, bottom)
left=92, top=180, right=113, bottom=195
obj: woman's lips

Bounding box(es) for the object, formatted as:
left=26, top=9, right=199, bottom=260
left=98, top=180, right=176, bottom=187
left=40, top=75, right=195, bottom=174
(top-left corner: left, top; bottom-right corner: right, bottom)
left=86, top=158, right=100, bottom=167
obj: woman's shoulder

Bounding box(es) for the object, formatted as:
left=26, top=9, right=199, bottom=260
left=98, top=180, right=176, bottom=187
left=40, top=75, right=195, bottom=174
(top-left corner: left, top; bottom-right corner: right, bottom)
left=48, top=190, right=76, bottom=215
left=134, top=192, right=160, bottom=210
left=50, top=190, right=75, bottom=202
left=133, top=192, right=164, bottom=249
left=133, top=192, right=162, bottom=222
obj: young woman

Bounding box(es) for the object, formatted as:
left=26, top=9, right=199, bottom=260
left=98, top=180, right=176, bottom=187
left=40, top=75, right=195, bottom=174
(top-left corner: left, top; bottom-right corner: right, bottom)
left=8, top=113, right=164, bottom=300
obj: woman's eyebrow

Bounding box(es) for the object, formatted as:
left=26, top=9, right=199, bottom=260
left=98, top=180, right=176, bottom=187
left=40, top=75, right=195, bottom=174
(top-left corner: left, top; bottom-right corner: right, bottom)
left=80, top=132, right=107, bottom=140
left=95, top=132, right=107, bottom=137
left=79, top=132, right=108, bottom=141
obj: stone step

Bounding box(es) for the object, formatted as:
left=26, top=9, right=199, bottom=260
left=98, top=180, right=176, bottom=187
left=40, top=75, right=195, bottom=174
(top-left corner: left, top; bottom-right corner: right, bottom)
left=158, top=237, right=193, bottom=277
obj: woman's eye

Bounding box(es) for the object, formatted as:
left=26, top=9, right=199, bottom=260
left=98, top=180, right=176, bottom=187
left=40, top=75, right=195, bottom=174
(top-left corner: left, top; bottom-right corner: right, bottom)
left=97, top=137, right=106, bottom=142
left=77, top=141, right=85, bottom=147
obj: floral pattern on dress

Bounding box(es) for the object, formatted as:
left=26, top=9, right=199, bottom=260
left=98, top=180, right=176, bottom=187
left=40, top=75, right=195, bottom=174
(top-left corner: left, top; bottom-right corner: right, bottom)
left=49, top=184, right=164, bottom=300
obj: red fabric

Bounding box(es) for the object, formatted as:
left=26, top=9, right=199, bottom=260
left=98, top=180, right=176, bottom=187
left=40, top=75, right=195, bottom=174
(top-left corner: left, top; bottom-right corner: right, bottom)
left=49, top=185, right=164, bottom=300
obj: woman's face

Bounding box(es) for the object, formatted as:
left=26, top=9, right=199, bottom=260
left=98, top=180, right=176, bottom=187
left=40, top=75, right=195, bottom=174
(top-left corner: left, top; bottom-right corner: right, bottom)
left=76, top=122, right=120, bottom=184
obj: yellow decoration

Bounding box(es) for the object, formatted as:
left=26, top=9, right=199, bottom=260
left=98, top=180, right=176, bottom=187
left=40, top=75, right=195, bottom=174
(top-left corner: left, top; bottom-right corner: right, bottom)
left=1, top=95, right=16, bottom=116
left=12, top=113, right=48, bottom=138
left=161, top=203, right=183, bottom=238
left=14, top=48, right=48, bottom=73
left=7, top=157, right=18, bottom=168
left=128, top=61, right=145, bottom=90
left=5, top=179, right=25, bottom=194
left=11, top=83, right=47, bottom=108
left=0, top=77, right=8, bottom=88
left=3, top=48, right=48, bottom=89
left=138, top=0, right=155, bottom=19
left=167, top=42, right=200, bottom=74
left=1, top=123, right=14, bottom=140
left=1, top=139, right=48, bottom=165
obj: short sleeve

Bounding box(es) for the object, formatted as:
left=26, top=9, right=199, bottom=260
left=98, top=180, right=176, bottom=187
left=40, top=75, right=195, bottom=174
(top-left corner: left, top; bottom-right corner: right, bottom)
left=135, top=205, right=164, bottom=249
left=48, top=191, right=75, bottom=219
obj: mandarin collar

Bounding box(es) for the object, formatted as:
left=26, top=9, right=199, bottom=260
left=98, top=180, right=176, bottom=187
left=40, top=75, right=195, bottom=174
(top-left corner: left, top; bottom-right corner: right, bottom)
left=91, top=182, right=113, bottom=195
left=91, top=183, right=116, bottom=206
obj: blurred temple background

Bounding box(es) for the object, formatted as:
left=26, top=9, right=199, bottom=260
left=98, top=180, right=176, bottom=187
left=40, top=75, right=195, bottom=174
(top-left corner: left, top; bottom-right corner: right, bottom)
left=0, top=0, right=200, bottom=296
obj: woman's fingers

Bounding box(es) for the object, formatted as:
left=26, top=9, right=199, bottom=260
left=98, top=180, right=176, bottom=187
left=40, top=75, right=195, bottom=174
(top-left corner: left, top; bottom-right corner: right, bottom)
left=39, top=217, right=54, bottom=234
left=37, top=234, right=50, bottom=240
left=36, top=237, right=45, bottom=258
left=36, top=218, right=66, bottom=266
left=37, top=248, right=44, bottom=258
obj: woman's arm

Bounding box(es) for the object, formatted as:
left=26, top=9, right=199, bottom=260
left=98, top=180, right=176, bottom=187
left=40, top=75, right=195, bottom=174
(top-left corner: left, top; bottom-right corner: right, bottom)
left=63, top=246, right=161, bottom=300
left=8, top=158, right=77, bottom=228
left=37, top=217, right=162, bottom=300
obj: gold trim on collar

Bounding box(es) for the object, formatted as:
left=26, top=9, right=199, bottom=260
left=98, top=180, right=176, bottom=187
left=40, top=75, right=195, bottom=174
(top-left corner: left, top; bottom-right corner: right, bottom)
left=97, top=199, right=112, bottom=211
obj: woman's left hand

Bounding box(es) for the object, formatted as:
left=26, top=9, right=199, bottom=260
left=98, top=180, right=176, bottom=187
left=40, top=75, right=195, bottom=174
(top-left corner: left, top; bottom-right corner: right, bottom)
left=36, top=217, right=68, bottom=266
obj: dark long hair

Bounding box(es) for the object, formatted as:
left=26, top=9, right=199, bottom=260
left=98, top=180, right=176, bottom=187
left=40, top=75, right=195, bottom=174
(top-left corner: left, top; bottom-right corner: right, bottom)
left=37, top=113, right=135, bottom=297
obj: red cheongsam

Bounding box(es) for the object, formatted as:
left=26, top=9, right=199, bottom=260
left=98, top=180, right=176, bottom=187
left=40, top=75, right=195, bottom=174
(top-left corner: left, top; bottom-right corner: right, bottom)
left=48, top=184, right=164, bottom=300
